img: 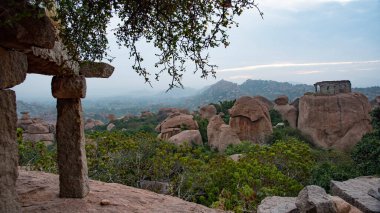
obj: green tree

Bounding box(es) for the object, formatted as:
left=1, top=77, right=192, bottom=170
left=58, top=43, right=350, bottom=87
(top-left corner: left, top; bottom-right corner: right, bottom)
left=2, top=0, right=263, bottom=89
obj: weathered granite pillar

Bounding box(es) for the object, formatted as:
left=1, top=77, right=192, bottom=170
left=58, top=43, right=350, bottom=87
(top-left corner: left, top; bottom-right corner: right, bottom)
left=0, top=47, right=27, bottom=212
left=52, top=75, right=89, bottom=198
left=0, top=90, right=21, bottom=212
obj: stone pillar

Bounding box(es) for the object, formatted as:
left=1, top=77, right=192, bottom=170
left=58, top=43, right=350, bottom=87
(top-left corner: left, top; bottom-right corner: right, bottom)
left=0, top=90, right=21, bottom=212
left=52, top=76, right=89, bottom=198
left=0, top=47, right=27, bottom=212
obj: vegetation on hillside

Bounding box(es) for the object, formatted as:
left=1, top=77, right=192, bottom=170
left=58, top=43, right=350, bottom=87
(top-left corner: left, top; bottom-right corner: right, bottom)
left=17, top=106, right=380, bottom=212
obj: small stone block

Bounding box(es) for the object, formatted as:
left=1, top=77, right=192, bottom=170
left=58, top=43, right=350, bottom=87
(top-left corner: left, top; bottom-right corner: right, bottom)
left=52, top=75, right=86, bottom=99
left=79, top=62, right=114, bottom=78
left=0, top=47, right=28, bottom=89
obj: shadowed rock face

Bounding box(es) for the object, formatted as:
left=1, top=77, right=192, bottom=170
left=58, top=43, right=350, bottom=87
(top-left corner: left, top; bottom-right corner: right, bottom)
left=229, top=96, right=273, bottom=144
left=274, top=103, right=298, bottom=128
left=207, top=115, right=240, bottom=152
left=297, top=93, right=372, bottom=151
left=0, top=47, right=28, bottom=89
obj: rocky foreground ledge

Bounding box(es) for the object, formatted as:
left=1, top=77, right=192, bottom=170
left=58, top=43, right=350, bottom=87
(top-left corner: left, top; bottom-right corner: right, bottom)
left=17, top=170, right=223, bottom=213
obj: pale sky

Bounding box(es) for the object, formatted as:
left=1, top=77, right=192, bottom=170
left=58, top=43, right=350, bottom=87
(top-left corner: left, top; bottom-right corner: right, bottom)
left=14, top=0, right=380, bottom=100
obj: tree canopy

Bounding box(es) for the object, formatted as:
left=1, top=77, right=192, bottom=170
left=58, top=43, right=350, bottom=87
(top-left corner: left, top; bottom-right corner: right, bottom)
left=4, top=0, right=263, bottom=88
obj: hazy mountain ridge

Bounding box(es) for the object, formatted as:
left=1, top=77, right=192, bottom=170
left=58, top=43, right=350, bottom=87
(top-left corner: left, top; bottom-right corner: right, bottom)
left=16, top=80, right=380, bottom=119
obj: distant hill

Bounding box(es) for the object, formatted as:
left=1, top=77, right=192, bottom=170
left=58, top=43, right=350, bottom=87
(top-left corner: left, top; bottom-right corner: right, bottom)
left=16, top=80, right=380, bottom=118
left=181, top=80, right=380, bottom=109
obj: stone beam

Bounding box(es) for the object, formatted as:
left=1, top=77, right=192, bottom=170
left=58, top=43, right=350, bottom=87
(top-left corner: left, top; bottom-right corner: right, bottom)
left=0, top=90, right=21, bottom=212
left=0, top=1, right=57, bottom=50
left=53, top=76, right=89, bottom=198
left=52, top=76, right=86, bottom=99
left=27, top=41, right=79, bottom=76
left=0, top=47, right=28, bottom=89
left=80, top=62, right=115, bottom=78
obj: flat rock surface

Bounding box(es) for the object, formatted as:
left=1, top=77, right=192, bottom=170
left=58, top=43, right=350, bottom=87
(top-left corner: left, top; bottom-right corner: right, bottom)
left=257, top=196, right=299, bottom=213
left=331, top=177, right=380, bottom=213
left=17, top=170, right=223, bottom=213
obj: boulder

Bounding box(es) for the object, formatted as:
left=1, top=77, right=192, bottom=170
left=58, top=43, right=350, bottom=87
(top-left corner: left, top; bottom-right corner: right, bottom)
left=0, top=90, right=21, bottom=212
left=155, top=113, right=198, bottom=133
left=84, top=119, right=104, bottom=130
left=52, top=75, right=86, bottom=99
left=157, top=108, right=190, bottom=121
left=168, top=130, right=202, bottom=146
left=141, top=111, right=154, bottom=118
left=207, top=115, right=241, bottom=152
left=20, top=112, right=31, bottom=120
left=331, top=176, right=380, bottom=213
left=274, top=104, right=298, bottom=128
left=275, top=95, right=289, bottom=105
left=199, top=105, right=217, bottom=120
left=158, top=128, right=182, bottom=140
left=0, top=2, right=57, bottom=50
left=0, top=47, right=28, bottom=89
left=79, top=61, right=114, bottom=78
left=295, top=185, right=336, bottom=213
left=229, top=154, right=244, bottom=162
left=291, top=98, right=300, bottom=111
left=27, top=41, right=79, bottom=76
left=107, top=123, right=115, bottom=131
left=23, top=133, right=54, bottom=142
left=229, top=96, right=273, bottom=144
left=27, top=123, right=50, bottom=134
left=258, top=196, right=299, bottom=213
left=255, top=96, right=274, bottom=110
left=331, top=196, right=363, bottom=213
left=297, top=93, right=372, bottom=151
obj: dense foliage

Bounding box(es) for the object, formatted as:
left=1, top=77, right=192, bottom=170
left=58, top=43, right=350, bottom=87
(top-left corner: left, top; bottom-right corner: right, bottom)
left=351, top=107, right=380, bottom=175
left=210, top=99, right=236, bottom=123
left=17, top=108, right=380, bottom=212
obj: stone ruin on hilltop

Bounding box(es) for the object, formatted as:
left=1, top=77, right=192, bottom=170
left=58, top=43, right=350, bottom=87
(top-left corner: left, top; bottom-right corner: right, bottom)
left=314, top=80, right=352, bottom=95
left=0, top=2, right=114, bottom=211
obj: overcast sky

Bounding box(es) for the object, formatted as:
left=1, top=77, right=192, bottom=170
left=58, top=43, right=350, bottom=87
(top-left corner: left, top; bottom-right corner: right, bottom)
left=14, top=0, right=380, bottom=100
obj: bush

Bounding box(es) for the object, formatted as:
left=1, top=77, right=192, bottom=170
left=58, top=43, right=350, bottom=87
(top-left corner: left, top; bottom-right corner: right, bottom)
left=310, top=149, right=360, bottom=191
left=269, top=109, right=283, bottom=126
left=193, top=115, right=209, bottom=144
left=351, top=133, right=380, bottom=176
left=17, top=128, right=57, bottom=173
left=267, top=126, right=313, bottom=146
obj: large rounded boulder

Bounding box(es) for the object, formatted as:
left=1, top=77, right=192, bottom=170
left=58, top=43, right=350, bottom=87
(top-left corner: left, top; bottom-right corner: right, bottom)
left=229, top=96, right=273, bottom=144
left=156, top=113, right=198, bottom=140
left=298, top=93, right=372, bottom=151
left=274, top=95, right=298, bottom=128
left=168, top=130, right=202, bottom=146
left=207, top=115, right=240, bottom=152
left=199, top=105, right=217, bottom=120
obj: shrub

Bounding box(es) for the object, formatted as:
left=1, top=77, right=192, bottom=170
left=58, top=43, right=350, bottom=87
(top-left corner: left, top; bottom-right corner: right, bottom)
left=269, top=109, right=283, bottom=126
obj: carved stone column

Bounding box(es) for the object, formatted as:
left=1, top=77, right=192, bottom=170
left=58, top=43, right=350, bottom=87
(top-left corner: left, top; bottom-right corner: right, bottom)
left=52, top=75, right=89, bottom=198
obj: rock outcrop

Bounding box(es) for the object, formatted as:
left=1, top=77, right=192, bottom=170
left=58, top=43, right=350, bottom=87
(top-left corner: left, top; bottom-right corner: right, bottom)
left=331, top=176, right=380, bottom=213
left=207, top=115, right=241, bottom=152
left=258, top=196, right=298, bottom=213
left=17, top=169, right=224, bottom=213
left=274, top=95, right=298, bottom=128
left=157, top=108, right=190, bottom=121
left=258, top=185, right=363, bottom=213
left=0, top=47, right=28, bottom=89
left=84, top=119, right=104, bottom=130
left=229, top=96, right=273, bottom=144
left=17, top=113, right=55, bottom=145
left=297, top=93, right=372, bottom=151
left=156, top=113, right=198, bottom=140
left=199, top=105, right=217, bottom=120
left=168, top=130, right=203, bottom=146
left=296, top=185, right=336, bottom=213
left=254, top=96, right=274, bottom=110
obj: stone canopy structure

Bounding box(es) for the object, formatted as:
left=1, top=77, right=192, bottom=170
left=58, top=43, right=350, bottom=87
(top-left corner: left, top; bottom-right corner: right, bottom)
left=314, top=80, right=351, bottom=95
left=0, top=2, right=114, bottom=211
